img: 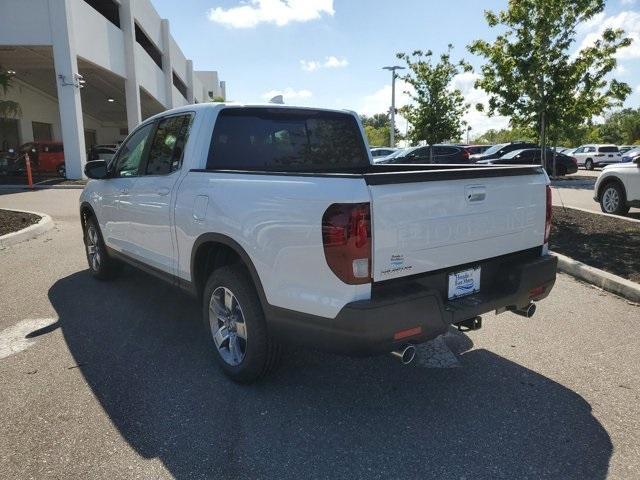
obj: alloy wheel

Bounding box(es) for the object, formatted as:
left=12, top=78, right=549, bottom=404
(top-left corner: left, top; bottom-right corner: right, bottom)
left=86, top=226, right=101, bottom=271
left=602, top=187, right=620, bottom=213
left=209, top=286, right=248, bottom=366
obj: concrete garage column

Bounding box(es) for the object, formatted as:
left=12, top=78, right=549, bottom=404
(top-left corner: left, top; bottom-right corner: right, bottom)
left=48, top=0, right=86, bottom=180
left=120, top=0, right=142, bottom=132
left=161, top=19, right=174, bottom=109
left=186, top=60, right=194, bottom=104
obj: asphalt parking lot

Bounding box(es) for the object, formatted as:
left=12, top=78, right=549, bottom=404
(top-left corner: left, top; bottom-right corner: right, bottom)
left=1, top=188, right=639, bottom=480
left=552, top=170, right=640, bottom=218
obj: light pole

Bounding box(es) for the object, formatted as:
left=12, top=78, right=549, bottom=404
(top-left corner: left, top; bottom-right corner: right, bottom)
left=466, top=125, right=472, bottom=144
left=383, top=65, right=405, bottom=148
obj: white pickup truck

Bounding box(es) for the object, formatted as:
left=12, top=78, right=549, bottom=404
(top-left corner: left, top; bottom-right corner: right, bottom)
left=80, top=104, right=557, bottom=383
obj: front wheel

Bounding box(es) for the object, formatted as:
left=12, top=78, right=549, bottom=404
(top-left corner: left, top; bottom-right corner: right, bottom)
left=202, top=264, right=280, bottom=383
left=600, top=183, right=630, bottom=215
left=57, top=163, right=66, bottom=178
left=585, top=159, right=594, bottom=170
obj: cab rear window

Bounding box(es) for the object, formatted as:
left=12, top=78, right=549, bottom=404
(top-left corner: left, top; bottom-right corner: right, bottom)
left=206, top=108, right=369, bottom=172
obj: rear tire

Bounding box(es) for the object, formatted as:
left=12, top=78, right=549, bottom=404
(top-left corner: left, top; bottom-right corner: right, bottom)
left=84, top=216, right=121, bottom=280
left=585, top=159, right=594, bottom=170
left=202, top=264, right=280, bottom=383
left=600, top=182, right=630, bottom=215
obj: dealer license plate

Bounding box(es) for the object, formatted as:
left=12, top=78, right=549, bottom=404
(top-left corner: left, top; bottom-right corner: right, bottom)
left=448, top=267, right=481, bottom=300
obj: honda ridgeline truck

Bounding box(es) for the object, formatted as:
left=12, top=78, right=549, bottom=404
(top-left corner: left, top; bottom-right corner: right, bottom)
left=80, top=104, right=557, bottom=383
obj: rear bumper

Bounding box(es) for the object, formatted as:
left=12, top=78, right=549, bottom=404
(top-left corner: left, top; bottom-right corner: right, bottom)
left=267, top=252, right=557, bottom=355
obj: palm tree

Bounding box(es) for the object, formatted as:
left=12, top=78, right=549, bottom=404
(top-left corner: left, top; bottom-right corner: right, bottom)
left=0, top=66, right=21, bottom=119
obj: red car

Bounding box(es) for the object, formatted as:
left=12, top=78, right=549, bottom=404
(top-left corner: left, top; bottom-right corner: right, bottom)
left=20, top=141, right=66, bottom=177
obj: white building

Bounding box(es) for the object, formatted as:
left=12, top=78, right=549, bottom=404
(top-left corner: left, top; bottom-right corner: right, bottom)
left=0, top=0, right=227, bottom=178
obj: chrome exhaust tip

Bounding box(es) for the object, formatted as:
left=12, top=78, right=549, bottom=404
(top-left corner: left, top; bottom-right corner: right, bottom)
left=509, top=302, right=536, bottom=318
left=391, top=345, right=416, bottom=365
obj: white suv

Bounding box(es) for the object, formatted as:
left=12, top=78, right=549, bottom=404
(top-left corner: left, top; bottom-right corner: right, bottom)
left=573, top=144, right=621, bottom=170
left=594, top=158, right=640, bottom=215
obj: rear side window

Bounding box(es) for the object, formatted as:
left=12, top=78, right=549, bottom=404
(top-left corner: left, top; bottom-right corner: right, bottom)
left=434, top=146, right=456, bottom=155
left=206, top=108, right=369, bottom=171
left=598, top=146, right=618, bottom=153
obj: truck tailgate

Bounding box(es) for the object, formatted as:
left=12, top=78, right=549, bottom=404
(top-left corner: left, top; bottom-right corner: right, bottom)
left=367, top=169, right=547, bottom=281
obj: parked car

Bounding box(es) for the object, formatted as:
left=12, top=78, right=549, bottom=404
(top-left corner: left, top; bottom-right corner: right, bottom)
left=572, top=144, right=621, bottom=170
left=0, top=149, right=16, bottom=175
left=477, top=148, right=578, bottom=176
left=89, top=144, right=118, bottom=162
left=469, top=141, right=538, bottom=162
left=370, top=147, right=398, bottom=159
left=464, top=144, right=492, bottom=155
left=80, top=103, right=557, bottom=383
left=19, top=141, right=66, bottom=177
left=593, top=157, right=640, bottom=215
left=618, top=145, right=635, bottom=154
left=621, top=147, right=640, bottom=163
left=379, top=144, right=471, bottom=164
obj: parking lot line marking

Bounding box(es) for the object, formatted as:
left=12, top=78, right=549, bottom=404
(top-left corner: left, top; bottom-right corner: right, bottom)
left=0, top=318, right=58, bottom=360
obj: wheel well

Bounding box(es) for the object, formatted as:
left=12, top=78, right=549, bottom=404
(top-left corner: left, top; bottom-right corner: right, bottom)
left=598, top=177, right=626, bottom=201
left=192, top=242, right=245, bottom=298
left=79, top=203, right=95, bottom=232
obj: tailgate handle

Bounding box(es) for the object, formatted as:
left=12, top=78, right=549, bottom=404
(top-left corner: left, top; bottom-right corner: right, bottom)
left=466, top=185, right=486, bottom=203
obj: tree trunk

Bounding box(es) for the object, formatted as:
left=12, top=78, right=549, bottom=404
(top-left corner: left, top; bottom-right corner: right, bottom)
left=539, top=111, right=546, bottom=172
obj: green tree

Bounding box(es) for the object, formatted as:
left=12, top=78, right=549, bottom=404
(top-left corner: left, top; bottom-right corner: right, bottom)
left=598, top=108, right=640, bottom=145
left=360, top=113, right=401, bottom=147
left=474, top=126, right=536, bottom=144
left=0, top=67, right=21, bottom=120
left=469, top=0, right=632, bottom=172
left=397, top=46, right=471, bottom=159
left=363, top=125, right=388, bottom=147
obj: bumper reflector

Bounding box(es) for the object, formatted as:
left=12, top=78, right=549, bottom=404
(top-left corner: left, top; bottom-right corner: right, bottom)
left=529, top=286, right=546, bottom=299
left=393, top=326, right=422, bottom=340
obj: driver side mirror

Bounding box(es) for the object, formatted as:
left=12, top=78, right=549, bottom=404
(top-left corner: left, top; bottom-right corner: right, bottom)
left=84, top=160, right=109, bottom=179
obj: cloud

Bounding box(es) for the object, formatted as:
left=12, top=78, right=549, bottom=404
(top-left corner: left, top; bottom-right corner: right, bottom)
left=357, top=73, right=510, bottom=138
left=621, top=0, right=636, bottom=5
left=452, top=72, right=510, bottom=136
left=261, top=87, right=313, bottom=101
left=615, top=64, right=628, bottom=75
left=207, top=0, right=334, bottom=28
left=300, top=56, right=348, bottom=72
left=578, top=10, right=640, bottom=59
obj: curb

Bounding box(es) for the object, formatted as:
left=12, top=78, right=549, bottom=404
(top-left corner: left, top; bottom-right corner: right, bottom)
left=552, top=251, right=640, bottom=303
left=0, top=184, right=85, bottom=190
left=552, top=204, right=640, bottom=224
left=0, top=210, right=54, bottom=248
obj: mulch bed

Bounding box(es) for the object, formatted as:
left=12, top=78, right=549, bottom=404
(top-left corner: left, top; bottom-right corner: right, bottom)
left=550, top=206, right=640, bottom=283
left=0, top=209, right=41, bottom=236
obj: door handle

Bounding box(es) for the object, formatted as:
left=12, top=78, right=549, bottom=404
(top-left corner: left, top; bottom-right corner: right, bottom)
left=157, top=187, right=170, bottom=196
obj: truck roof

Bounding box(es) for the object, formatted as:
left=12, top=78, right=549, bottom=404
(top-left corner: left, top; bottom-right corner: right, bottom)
left=144, top=102, right=357, bottom=124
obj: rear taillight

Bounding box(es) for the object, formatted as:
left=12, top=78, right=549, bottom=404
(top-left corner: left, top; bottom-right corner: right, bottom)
left=544, top=185, right=552, bottom=244
left=322, top=203, right=372, bottom=284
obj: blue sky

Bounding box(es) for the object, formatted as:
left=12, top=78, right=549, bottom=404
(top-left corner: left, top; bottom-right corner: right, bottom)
left=151, top=0, right=640, bottom=136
